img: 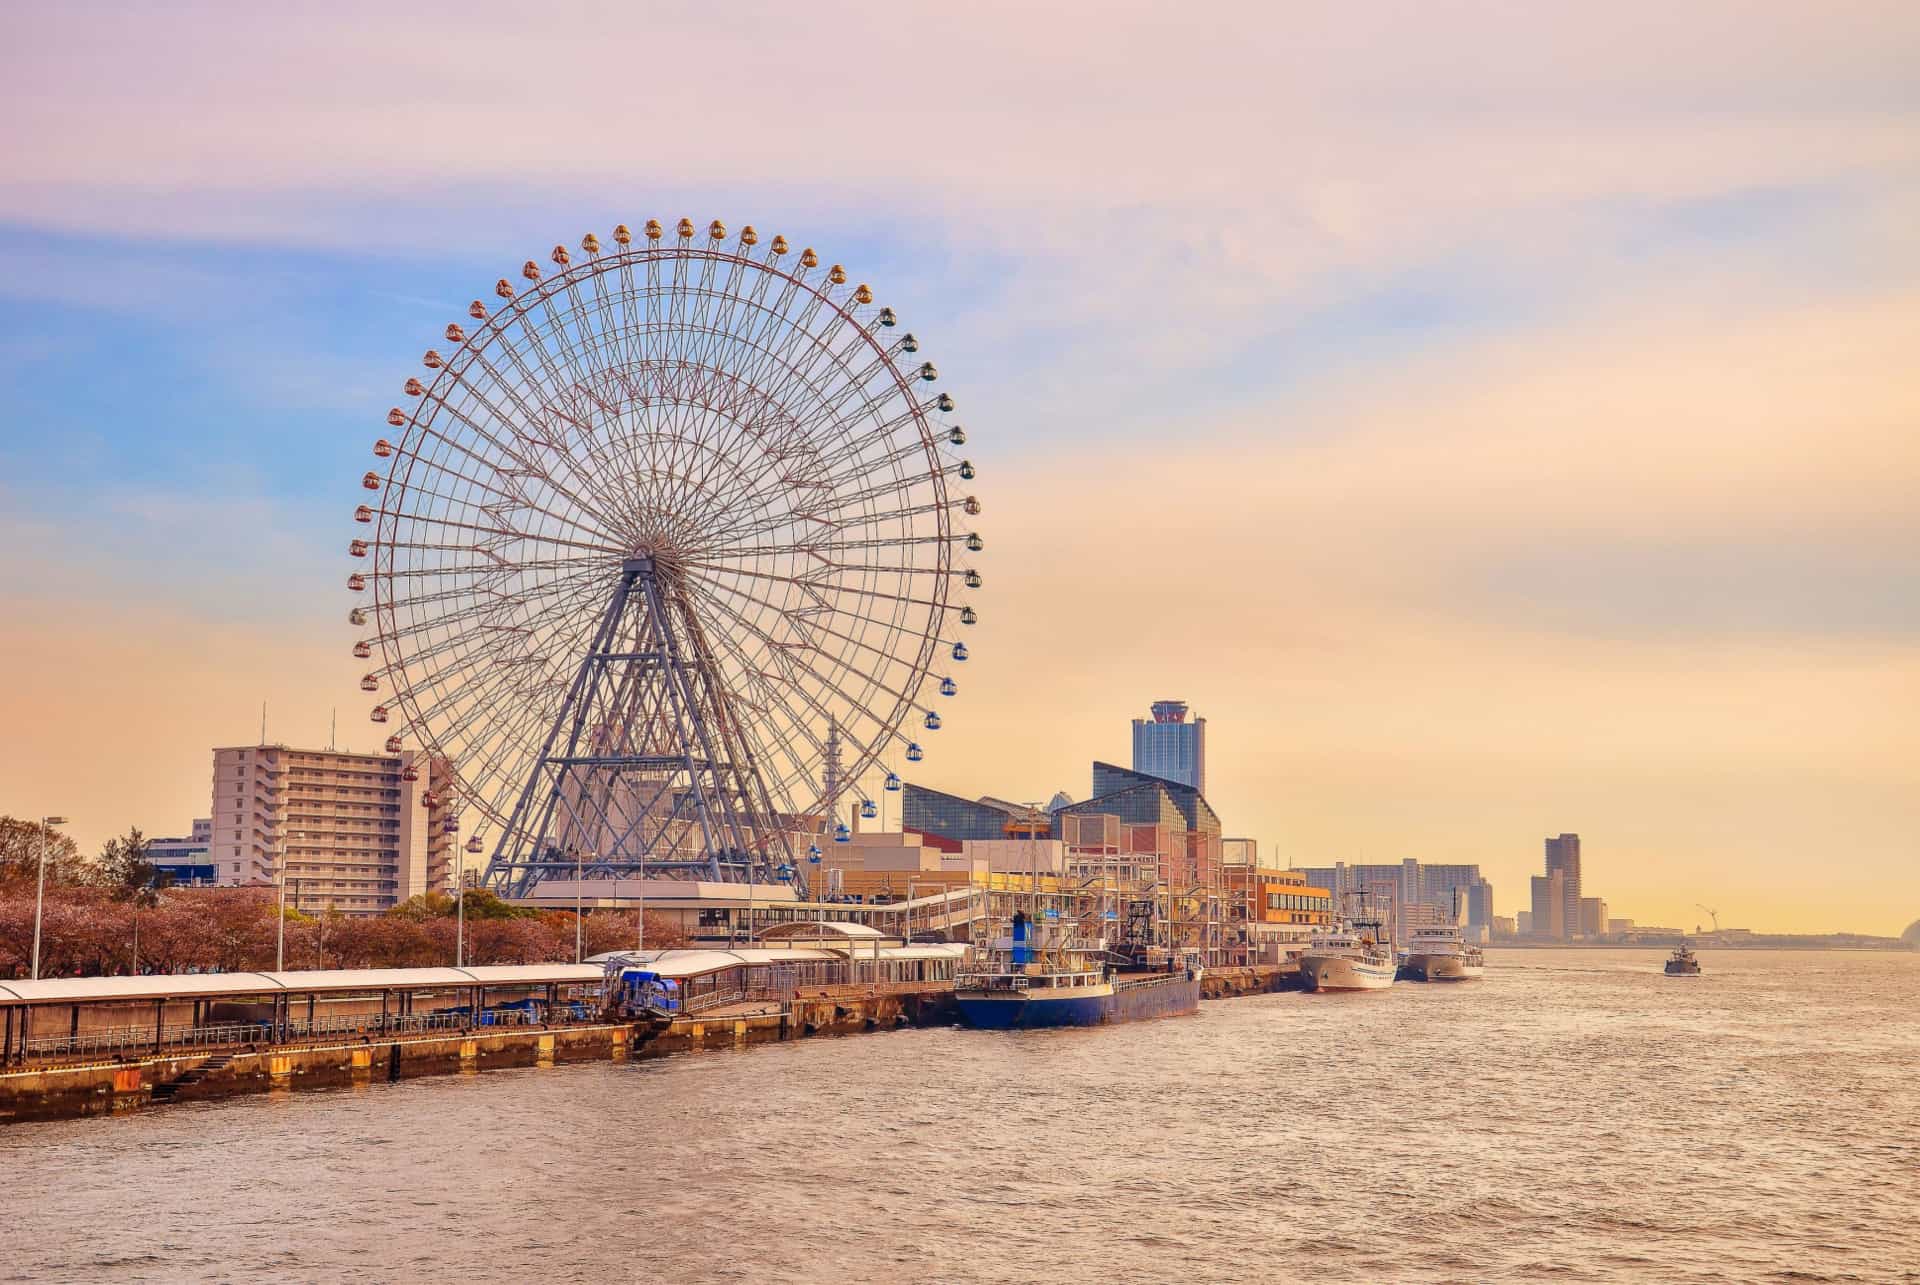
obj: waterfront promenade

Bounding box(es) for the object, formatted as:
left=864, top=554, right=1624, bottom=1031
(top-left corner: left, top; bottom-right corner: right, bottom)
left=0, top=955, right=1302, bottom=1122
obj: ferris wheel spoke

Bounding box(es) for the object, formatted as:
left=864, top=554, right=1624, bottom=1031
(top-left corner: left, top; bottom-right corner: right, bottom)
left=401, top=385, right=634, bottom=548
left=391, top=401, right=622, bottom=541
left=685, top=575, right=909, bottom=782
left=714, top=390, right=942, bottom=537
left=681, top=558, right=955, bottom=618
left=429, top=356, right=642, bottom=542
left=682, top=566, right=936, bottom=717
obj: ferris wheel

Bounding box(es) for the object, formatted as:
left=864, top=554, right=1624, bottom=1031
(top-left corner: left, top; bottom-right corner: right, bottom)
left=346, top=218, right=981, bottom=894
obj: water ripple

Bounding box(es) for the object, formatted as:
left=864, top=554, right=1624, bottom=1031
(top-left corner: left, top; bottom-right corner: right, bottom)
left=2, top=949, right=1917, bottom=1283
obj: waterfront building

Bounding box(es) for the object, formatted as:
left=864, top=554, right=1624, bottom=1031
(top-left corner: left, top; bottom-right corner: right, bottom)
left=1608, top=917, right=1635, bottom=934
left=900, top=783, right=1031, bottom=845
left=898, top=761, right=1230, bottom=963
left=1065, top=762, right=1224, bottom=890
left=1492, top=914, right=1518, bottom=938
left=1580, top=896, right=1610, bottom=938
left=1224, top=865, right=1333, bottom=960
left=1130, top=699, right=1206, bottom=794
left=209, top=743, right=452, bottom=914
left=1293, top=859, right=1493, bottom=942
left=1221, top=837, right=1258, bottom=866
left=1516, top=910, right=1534, bottom=936
left=960, top=837, right=1069, bottom=876
left=1544, top=833, right=1582, bottom=939
left=1530, top=872, right=1567, bottom=939
left=147, top=818, right=215, bottom=885
left=1056, top=812, right=1160, bottom=887
left=1059, top=763, right=1226, bottom=960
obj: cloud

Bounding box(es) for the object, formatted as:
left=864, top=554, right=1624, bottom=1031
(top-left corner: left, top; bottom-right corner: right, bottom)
left=2, top=2, right=1918, bottom=932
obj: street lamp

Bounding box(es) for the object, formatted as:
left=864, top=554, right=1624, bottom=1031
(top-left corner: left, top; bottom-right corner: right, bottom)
left=461, top=833, right=482, bottom=969
left=275, top=840, right=290, bottom=971
left=30, top=815, right=69, bottom=980
left=573, top=847, right=585, bottom=964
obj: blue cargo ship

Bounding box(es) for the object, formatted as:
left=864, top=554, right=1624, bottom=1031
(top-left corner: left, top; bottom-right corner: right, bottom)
left=953, top=913, right=1202, bottom=1030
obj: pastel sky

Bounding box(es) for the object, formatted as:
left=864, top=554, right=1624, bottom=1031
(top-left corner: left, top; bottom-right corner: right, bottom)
left=2, top=3, right=1916, bottom=933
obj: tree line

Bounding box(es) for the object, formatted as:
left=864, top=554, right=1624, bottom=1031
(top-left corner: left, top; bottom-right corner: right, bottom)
left=0, top=817, right=684, bottom=978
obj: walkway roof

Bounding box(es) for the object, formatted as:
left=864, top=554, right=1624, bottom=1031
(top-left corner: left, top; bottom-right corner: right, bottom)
left=759, top=921, right=888, bottom=940
left=596, top=943, right=969, bottom=979
left=0, top=964, right=606, bottom=1006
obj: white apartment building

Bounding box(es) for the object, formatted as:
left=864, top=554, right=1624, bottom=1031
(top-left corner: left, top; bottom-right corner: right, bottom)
left=209, top=744, right=454, bottom=915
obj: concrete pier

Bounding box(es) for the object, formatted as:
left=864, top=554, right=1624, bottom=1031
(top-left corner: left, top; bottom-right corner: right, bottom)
left=3, top=967, right=1296, bottom=1124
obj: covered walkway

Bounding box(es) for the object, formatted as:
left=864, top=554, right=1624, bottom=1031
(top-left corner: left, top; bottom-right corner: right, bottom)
left=0, top=965, right=606, bottom=1066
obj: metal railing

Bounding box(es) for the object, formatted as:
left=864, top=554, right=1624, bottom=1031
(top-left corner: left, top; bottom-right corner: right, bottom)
left=681, top=987, right=745, bottom=1015
left=23, top=1021, right=271, bottom=1060
left=15, top=1006, right=557, bottom=1062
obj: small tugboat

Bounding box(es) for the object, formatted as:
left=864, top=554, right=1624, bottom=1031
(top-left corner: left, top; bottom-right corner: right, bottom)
left=1664, top=942, right=1702, bottom=975
left=953, top=909, right=1202, bottom=1029
left=1297, top=920, right=1397, bottom=992
left=1398, top=923, right=1486, bottom=982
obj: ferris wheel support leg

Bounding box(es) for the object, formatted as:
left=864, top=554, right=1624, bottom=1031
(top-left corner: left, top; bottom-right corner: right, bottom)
left=481, top=555, right=802, bottom=899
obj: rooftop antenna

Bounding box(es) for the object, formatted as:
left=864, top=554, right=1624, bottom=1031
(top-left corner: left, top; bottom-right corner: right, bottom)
left=260, top=700, right=268, bottom=746
left=328, top=707, right=337, bottom=751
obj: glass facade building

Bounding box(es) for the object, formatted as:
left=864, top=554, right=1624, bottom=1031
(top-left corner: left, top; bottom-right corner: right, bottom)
left=1130, top=700, right=1206, bottom=794
left=900, top=783, right=1024, bottom=843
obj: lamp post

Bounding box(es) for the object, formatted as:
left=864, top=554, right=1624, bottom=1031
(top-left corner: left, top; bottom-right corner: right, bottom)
left=460, top=833, right=481, bottom=969
left=574, top=848, right=584, bottom=964
left=441, top=810, right=464, bottom=966
left=30, top=815, right=68, bottom=980
left=275, top=841, right=289, bottom=971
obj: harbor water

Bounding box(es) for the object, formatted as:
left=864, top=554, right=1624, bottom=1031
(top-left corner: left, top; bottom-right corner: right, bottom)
left=4, top=949, right=1916, bottom=1283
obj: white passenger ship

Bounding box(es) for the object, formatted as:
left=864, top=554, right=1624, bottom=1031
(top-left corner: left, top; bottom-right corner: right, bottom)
left=1297, top=923, right=1397, bottom=992
left=1397, top=923, right=1486, bottom=982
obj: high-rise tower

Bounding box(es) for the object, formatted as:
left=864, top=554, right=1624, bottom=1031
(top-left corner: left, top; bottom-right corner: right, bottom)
left=1130, top=700, right=1207, bottom=793
left=1544, top=833, right=1582, bottom=940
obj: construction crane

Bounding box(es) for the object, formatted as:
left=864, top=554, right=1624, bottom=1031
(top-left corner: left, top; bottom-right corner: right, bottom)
left=1696, top=904, right=1721, bottom=934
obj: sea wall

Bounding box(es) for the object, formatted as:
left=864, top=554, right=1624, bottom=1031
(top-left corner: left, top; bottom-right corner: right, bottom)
left=0, top=1024, right=638, bottom=1125
left=1, top=987, right=963, bottom=1124
left=5, top=973, right=1286, bottom=1125
left=1200, top=963, right=1301, bottom=1000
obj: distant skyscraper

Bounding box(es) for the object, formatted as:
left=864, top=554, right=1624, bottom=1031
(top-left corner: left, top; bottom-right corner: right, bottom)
left=1544, top=833, right=1582, bottom=940
left=1530, top=872, right=1567, bottom=939
left=1131, top=700, right=1206, bottom=793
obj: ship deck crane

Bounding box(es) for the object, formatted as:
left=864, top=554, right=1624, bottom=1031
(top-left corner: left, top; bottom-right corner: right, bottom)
left=1696, top=904, right=1721, bottom=934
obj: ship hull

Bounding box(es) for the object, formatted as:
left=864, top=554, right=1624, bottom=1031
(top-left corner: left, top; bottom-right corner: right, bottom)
left=1299, top=954, right=1396, bottom=992
left=955, top=974, right=1200, bottom=1029
left=1399, top=952, right=1485, bottom=982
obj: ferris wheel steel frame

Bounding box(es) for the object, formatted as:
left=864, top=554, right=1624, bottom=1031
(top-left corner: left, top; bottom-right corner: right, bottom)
left=350, top=219, right=982, bottom=900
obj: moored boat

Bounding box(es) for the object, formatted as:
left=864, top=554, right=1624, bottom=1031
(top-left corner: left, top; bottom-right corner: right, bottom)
left=954, top=912, right=1202, bottom=1029
left=1397, top=923, right=1486, bottom=981
left=1297, top=922, right=1396, bottom=992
